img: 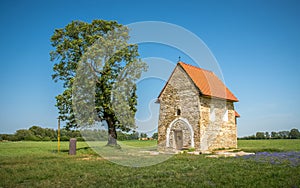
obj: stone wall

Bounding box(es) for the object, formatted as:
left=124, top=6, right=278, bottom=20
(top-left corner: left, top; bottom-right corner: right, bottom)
left=158, top=65, right=200, bottom=150
left=199, top=97, right=237, bottom=151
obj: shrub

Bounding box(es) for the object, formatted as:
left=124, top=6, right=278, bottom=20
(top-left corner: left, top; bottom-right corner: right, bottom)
left=43, top=136, right=51, bottom=141
left=76, top=137, right=85, bottom=141
left=25, top=135, right=41, bottom=141
left=60, top=135, right=70, bottom=141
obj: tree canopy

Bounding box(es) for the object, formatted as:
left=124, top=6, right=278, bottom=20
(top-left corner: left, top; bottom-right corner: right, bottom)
left=50, top=20, right=147, bottom=145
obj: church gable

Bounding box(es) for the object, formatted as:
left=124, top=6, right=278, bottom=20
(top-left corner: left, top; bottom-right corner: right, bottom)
left=158, top=64, right=199, bottom=103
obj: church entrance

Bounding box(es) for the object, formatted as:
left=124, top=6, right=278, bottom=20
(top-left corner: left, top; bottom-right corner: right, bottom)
left=174, top=130, right=183, bottom=150
left=166, top=118, right=194, bottom=150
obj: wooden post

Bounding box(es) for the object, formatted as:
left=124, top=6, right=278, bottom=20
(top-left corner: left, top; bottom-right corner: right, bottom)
left=57, top=117, right=60, bottom=153
left=69, top=138, right=77, bottom=155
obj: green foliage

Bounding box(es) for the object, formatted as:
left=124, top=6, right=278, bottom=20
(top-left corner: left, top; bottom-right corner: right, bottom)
left=116, top=131, right=139, bottom=141
left=271, top=131, right=278, bottom=139
left=60, top=135, right=70, bottom=141
left=289, top=128, right=300, bottom=139
left=29, top=126, right=45, bottom=137
left=15, top=129, right=34, bottom=141
left=140, top=133, right=147, bottom=138
left=76, top=137, right=85, bottom=141
left=255, top=132, right=265, bottom=139
left=0, top=126, right=142, bottom=142
left=265, top=131, right=270, bottom=139
left=43, top=136, right=51, bottom=141
left=278, top=131, right=290, bottom=139
left=25, top=135, right=41, bottom=141
left=240, top=129, right=300, bottom=140
left=50, top=19, right=147, bottom=146
left=152, top=132, right=158, bottom=140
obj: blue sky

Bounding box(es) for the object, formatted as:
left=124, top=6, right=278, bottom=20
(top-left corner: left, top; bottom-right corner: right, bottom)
left=0, top=0, right=299, bottom=136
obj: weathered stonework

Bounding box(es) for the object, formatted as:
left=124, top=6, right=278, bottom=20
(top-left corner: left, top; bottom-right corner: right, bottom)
left=158, top=65, right=200, bottom=150
left=199, top=98, right=237, bottom=151
left=157, top=63, right=238, bottom=152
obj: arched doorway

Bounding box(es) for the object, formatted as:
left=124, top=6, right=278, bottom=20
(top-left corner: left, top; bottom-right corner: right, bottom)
left=166, top=118, right=194, bottom=150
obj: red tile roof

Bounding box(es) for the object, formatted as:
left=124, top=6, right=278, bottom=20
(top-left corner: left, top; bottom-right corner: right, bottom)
left=235, top=111, right=240, bottom=117
left=158, top=62, right=238, bottom=102
left=178, top=62, right=238, bottom=102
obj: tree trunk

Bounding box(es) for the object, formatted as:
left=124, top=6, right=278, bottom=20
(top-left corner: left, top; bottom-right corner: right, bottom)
left=106, top=116, right=117, bottom=145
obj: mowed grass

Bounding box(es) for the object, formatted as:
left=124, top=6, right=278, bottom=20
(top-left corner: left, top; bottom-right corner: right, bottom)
left=238, top=139, right=300, bottom=152
left=0, top=140, right=299, bottom=188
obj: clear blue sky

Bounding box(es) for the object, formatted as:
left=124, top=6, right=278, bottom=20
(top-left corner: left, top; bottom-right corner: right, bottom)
left=0, top=0, right=299, bottom=136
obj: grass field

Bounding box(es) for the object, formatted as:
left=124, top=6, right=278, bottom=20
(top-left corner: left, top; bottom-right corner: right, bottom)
left=238, top=139, right=300, bottom=152
left=1, top=140, right=300, bottom=187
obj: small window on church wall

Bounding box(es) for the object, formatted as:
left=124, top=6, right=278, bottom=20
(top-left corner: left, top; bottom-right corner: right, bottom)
left=223, top=109, right=228, bottom=122
left=210, top=106, right=215, bottom=122
left=177, top=109, right=181, bottom=116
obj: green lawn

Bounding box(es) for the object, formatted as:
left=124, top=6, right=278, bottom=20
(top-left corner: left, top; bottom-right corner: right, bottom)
left=0, top=140, right=300, bottom=187
left=238, top=139, right=300, bottom=152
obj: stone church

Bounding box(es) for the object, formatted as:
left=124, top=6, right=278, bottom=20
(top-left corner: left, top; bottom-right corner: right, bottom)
left=157, top=62, right=239, bottom=151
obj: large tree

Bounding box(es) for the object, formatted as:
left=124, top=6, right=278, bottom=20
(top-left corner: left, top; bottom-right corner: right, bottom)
left=50, top=20, right=147, bottom=145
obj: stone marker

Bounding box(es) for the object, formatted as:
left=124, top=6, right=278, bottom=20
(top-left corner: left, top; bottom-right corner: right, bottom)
left=69, top=138, right=77, bottom=155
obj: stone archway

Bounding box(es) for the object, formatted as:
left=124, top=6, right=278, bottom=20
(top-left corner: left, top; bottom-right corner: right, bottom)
left=166, top=117, right=194, bottom=149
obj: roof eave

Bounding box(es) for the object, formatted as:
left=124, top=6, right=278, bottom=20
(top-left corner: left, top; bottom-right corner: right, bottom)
left=155, top=98, right=160, bottom=104
left=201, top=95, right=239, bottom=102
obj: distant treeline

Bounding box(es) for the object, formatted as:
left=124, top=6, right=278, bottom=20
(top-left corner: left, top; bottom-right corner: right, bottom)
left=0, top=126, right=157, bottom=142
left=239, top=128, right=300, bottom=140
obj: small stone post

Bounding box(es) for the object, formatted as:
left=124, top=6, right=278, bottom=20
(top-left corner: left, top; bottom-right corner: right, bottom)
left=69, top=138, right=77, bottom=155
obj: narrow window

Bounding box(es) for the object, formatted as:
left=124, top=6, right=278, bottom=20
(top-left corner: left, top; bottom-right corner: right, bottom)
left=210, top=106, right=215, bottom=122
left=177, top=109, right=181, bottom=116
left=223, top=109, right=228, bottom=122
